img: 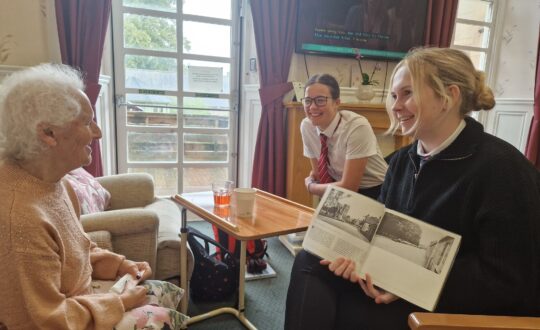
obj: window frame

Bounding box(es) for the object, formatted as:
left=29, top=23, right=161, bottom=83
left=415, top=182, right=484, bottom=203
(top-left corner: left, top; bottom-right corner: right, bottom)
left=111, top=0, right=241, bottom=196
left=450, top=0, right=506, bottom=124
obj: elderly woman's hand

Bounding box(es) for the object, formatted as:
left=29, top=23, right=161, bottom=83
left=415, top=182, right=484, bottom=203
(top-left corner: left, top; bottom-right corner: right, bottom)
left=120, top=286, right=148, bottom=311
left=320, top=258, right=398, bottom=304
left=117, top=259, right=152, bottom=282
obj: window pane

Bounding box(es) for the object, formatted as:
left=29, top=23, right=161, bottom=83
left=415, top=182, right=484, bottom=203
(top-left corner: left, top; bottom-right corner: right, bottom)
left=127, top=93, right=178, bottom=107
left=124, top=14, right=177, bottom=52
left=184, top=96, right=229, bottom=110
left=456, top=0, right=493, bottom=22
left=183, top=0, right=231, bottom=19
left=128, top=168, right=178, bottom=196
left=453, top=23, right=490, bottom=49
left=183, top=60, right=230, bottom=93
left=126, top=106, right=177, bottom=127
left=183, top=97, right=230, bottom=128
left=123, top=0, right=177, bottom=13
left=456, top=49, right=486, bottom=70
left=184, top=133, right=228, bottom=162
left=128, top=132, right=178, bottom=162
left=183, top=21, right=230, bottom=57
left=183, top=109, right=229, bottom=129
left=183, top=167, right=229, bottom=193
left=125, top=55, right=177, bottom=91
left=126, top=94, right=178, bottom=126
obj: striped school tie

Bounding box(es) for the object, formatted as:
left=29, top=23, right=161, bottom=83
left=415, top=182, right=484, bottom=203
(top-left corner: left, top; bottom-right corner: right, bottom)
left=318, top=134, right=335, bottom=184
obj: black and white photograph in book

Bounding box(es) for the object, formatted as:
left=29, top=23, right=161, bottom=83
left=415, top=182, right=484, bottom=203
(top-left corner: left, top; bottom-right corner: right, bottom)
left=318, top=189, right=382, bottom=243
left=372, top=212, right=456, bottom=274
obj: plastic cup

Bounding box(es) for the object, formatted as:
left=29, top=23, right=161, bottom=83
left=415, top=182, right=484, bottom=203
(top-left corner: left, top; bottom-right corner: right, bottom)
left=234, top=188, right=256, bottom=218
left=212, top=180, right=234, bottom=207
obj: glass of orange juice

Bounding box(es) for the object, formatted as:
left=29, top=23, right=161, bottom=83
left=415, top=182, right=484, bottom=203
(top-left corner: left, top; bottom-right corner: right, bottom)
left=212, top=180, right=234, bottom=207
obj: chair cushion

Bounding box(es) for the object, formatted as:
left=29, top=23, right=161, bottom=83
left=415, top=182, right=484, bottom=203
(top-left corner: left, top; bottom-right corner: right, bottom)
left=65, top=168, right=111, bottom=214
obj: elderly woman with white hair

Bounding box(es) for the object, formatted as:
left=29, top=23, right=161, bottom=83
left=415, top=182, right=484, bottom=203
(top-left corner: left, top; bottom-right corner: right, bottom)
left=0, top=64, right=186, bottom=330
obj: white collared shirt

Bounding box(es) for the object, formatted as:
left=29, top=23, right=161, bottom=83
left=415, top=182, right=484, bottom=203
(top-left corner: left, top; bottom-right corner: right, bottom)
left=300, top=110, right=388, bottom=188
left=417, top=119, right=467, bottom=157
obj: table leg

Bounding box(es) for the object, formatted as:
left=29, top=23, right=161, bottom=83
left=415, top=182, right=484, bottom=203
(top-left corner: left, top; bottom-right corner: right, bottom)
left=179, top=208, right=188, bottom=315
left=178, top=213, right=256, bottom=329
left=236, top=240, right=257, bottom=329
left=238, top=240, right=247, bottom=312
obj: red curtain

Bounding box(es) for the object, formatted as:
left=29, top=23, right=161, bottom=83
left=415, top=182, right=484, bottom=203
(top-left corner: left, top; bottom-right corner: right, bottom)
left=55, top=0, right=112, bottom=177
left=424, top=0, right=459, bottom=47
left=250, top=0, right=297, bottom=196
left=525, top=29, right=540, bottom=169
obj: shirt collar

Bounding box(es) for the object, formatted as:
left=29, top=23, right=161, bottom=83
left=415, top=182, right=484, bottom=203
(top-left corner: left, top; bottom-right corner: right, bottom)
left=317, top=112, right=341, bottom=137
left=417, top=119, right=466, bottom=157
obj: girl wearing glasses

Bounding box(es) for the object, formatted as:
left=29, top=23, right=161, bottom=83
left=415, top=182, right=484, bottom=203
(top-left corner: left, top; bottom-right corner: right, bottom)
left=300, top=73, right=388, bottom=199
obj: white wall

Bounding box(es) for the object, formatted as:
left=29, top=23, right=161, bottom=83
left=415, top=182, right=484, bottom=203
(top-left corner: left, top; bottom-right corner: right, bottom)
left=0, top=0, right=60, bottom=65
left=493, top=0, right=539, bottom=98
left=481, top=0, right=540, bottom=152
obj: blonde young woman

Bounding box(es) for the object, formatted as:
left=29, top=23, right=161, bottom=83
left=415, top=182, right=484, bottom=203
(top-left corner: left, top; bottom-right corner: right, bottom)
left=285, top=48, right=540, bottom=329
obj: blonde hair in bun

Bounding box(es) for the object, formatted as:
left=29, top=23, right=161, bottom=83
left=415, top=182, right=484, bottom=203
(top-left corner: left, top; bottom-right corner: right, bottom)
left=386, top=47, right=495, bottom=133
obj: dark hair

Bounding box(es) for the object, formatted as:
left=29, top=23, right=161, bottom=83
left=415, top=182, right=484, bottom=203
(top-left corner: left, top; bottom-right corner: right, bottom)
left=305, top=73, right=340, bottom=99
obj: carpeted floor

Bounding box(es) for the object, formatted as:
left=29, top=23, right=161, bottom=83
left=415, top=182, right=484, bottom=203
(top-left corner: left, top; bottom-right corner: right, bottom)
left=186, top=221, right=295, bottom=330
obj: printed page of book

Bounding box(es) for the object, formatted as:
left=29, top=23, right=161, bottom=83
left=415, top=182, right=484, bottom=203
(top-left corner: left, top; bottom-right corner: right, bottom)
left=302, top=186, right=386, bottom=270
left=360, top=209, right=461, bottom=311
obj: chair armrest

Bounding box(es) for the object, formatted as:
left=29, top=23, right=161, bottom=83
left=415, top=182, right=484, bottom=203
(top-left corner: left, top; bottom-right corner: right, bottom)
left=81, top=209, right=159, bottom=276
left=96, top=173, right=155, bottom=210
left=86, top=230, right=113, bottom=251
left=408, top=312, right=540, bottom=330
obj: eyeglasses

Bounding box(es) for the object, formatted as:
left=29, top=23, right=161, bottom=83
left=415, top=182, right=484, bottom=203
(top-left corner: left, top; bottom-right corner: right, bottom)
left=301, top=96, right=330, bottom=107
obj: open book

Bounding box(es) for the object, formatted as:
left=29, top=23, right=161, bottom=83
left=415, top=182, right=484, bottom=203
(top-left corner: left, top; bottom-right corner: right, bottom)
left=302, top=186, right=461, bottom=311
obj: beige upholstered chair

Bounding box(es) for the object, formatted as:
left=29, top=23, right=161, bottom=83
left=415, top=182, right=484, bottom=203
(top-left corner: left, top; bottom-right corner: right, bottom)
left=81, top=173, right=194, bottom=282
left=408, top=312, right=540, bottom=329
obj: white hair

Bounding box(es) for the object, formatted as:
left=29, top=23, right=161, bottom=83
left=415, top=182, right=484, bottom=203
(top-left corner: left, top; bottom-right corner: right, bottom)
left=0, top=63, right=85, bottom=161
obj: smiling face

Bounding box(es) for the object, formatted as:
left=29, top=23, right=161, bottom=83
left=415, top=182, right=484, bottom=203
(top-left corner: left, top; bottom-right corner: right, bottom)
left=390, top=66, right=448, bottom=144
left=303, top=83, right=340, bottom=130
left=53, top=90, right=102, bottom=171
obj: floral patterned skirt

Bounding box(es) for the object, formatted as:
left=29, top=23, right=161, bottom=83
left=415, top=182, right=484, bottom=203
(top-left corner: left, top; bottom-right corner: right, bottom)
left=93, top=280, right=189, bottom=329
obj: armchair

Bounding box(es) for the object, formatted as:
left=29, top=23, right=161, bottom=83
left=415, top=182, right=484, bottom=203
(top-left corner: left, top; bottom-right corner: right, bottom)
left=408, top=312, right=540, bottom=330
left=80, top=173, right=194, bottom=283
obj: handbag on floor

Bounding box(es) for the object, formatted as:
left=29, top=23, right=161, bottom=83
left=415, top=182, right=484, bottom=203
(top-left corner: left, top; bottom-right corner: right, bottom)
left=212, top=226, right=269, bottom=274
left=187, top=227, right=239, bottom=302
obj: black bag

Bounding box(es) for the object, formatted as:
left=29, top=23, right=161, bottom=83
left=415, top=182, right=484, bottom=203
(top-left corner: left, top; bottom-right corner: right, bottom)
left=187, top=227, right=239, bottom=302
left=213, top=226, right=269, bottom=274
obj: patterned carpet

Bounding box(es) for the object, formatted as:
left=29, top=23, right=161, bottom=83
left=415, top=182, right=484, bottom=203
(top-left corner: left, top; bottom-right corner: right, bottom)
left=186, top=221, right=295, bottom=330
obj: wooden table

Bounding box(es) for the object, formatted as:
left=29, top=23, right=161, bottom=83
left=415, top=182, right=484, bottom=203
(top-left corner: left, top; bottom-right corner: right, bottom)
left=173, top=189, right=314, bottom=329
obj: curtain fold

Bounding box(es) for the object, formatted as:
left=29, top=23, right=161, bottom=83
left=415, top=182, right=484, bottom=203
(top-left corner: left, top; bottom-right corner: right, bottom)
left=525, top=29, right=540, bottom=169
left=55, top=0, right=112, bottom=177
left=424, top=0, right=459, bottom=47
left=250, top=0, right=297, bottom=196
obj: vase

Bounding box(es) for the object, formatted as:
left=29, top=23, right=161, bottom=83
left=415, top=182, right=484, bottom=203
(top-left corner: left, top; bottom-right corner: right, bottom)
left=356, top=84, right=375, bottom=102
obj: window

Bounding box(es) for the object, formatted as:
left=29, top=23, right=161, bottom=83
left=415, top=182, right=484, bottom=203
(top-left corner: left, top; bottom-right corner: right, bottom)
left=112, top=0, right=240, bottom=196
left=451, top=0, right=501, bottom=72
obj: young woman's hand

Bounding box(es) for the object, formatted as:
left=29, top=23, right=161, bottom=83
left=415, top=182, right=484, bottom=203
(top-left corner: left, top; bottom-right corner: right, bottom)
left=117, top=260, right=152, bottom=282
left=321, top=258, right=399, bottom=304
left=120, top=286, right=148, bottom=311
left=320, top=257, right=357, bottom=281
left=357, top=273, right=398, bottom=304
